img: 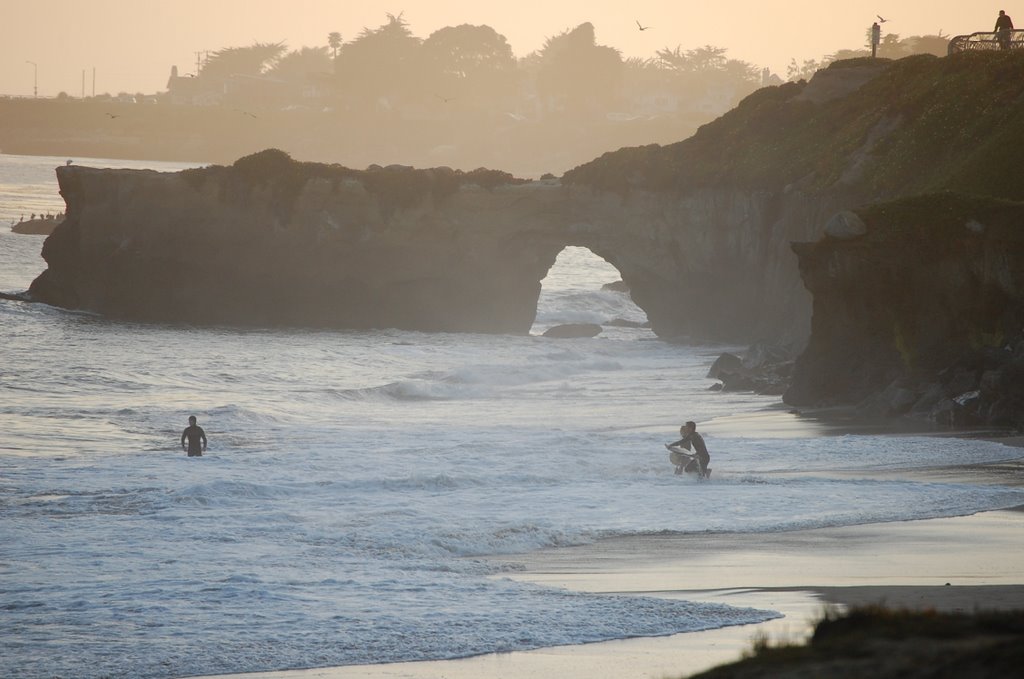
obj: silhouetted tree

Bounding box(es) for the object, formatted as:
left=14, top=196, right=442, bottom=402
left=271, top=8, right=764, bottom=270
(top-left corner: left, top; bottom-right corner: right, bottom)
left=267, top=47, right=332, bottom=83
left=877, top=33, right=906, bottom=58
left=200, top=42, right=287, bottom=79
left=787, top=57, right=824, bottom=81
left=535, top=22, right=623, bottom=115
left=335, top=13, right=425, bottom=108
left=422, top=24, right=517, bottom=105
left=656, top=45, right=730, bottom=72
left=901, top=33, right=950, bottom=57
left=647, top=44, right=758, bottom=110
left=328, top=32, right=342, bottom=59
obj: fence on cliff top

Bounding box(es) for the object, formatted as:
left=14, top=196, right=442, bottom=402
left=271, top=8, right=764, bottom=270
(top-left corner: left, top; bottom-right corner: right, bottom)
left=948, top=30, right=1024, bottom=54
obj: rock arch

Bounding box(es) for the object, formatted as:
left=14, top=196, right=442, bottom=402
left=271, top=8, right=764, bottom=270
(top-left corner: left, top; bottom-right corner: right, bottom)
left=29, top=159, right=815, bottom=344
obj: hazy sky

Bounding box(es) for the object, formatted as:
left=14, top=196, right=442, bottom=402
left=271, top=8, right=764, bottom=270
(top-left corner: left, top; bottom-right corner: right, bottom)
left=1, top=2, right=1001, bottom=97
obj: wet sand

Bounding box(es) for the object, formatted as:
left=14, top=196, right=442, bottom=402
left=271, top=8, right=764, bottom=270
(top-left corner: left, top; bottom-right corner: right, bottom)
left=198, top=416, right=1024, bottom=679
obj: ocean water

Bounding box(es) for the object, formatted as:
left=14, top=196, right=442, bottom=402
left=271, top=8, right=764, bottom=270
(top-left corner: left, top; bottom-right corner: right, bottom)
left=2, top=154, right=1024, bottom=679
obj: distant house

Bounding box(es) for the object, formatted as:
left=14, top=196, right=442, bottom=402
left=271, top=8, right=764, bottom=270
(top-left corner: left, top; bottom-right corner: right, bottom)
left=165, top=65, right=332, bottom=108
left=166, top=67, right=224, bottom=106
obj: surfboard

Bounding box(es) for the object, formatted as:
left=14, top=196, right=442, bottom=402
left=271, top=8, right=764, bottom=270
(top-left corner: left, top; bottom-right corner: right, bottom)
left=665, top=444, right=703, bottom=476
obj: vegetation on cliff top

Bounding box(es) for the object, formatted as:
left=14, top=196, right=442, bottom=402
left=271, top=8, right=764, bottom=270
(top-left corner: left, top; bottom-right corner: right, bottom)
left=563, top=52, right=1024, bottom=202
left=854, top=192, right=1024, bottom=245
left=182, top=148, right=528, bottom=218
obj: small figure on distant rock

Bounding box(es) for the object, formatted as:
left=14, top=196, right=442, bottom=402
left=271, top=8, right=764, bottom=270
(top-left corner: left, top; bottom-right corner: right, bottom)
left=181, top=415, right=207, bottom=457
left=995, top=10, right=1014, bottom=50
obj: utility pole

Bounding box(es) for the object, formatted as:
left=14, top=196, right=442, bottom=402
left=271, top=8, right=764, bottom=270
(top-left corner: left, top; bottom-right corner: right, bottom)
left=26, top=61, right=37, bottom=97
left=194, top=50, right=209, bottom=76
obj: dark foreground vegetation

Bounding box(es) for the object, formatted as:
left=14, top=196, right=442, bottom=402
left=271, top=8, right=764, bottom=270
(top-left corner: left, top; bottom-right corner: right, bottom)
left=693, top=607, right=1024, bottom=679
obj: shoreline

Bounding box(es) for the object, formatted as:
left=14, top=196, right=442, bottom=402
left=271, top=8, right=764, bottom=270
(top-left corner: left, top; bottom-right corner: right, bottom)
left=196, top=508, right=1024, bottom=679
left=193, top=415, right=1024, bottom=679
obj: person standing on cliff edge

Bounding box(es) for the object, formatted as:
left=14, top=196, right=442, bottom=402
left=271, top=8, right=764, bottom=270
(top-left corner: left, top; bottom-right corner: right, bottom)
left=995, top=10, right=1014, bottom=50
left=181, top=415, right=207, bottom=457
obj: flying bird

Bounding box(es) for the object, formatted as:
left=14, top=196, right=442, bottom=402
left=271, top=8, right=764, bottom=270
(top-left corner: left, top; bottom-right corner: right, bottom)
left=105, top=112, right=120, bottom=119
left=234, top=109, right=258, bottom=119
left=877, top=15, right=888, bottom=23
left=636, top=20, right=651, bottom=31
left=434, top=94, right=455, bottom=103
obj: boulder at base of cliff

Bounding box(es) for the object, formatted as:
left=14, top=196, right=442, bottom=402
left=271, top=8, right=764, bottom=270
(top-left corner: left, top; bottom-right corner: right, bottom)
left=542, top=323, right=602, bottom=338
left=707, top=343, right=796, bottom=395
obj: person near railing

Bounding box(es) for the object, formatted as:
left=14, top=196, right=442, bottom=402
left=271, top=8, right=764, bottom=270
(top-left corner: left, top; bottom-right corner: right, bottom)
left=995, top=10, right=1015, bottom=50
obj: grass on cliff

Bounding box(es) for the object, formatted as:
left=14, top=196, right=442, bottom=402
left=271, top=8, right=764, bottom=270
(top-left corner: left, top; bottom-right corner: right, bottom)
left=854, top=192, right=1024, bottom=245
left=563, top=52, right=1024, bottom=203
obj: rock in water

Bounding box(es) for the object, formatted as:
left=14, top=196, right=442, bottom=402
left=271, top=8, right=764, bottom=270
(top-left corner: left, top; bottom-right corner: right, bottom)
left=542, top=323, right=602, bottom=338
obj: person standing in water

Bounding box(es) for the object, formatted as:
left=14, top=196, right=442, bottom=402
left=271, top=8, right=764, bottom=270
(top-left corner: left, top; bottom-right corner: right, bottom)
left=181, top=415, right=207, bottom=457
left=666, top=420, right=711, bottom=478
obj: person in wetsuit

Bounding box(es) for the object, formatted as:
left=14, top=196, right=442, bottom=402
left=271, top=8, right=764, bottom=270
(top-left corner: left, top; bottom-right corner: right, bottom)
left=667, top=420, right=711, bottom=478
left=181, top=415, right=207, bottom=457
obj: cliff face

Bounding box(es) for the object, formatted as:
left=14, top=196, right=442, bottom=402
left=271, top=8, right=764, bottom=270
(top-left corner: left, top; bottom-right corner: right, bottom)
left=32, top=155, right=556, bottom=332
left=785, top=195, right=1024, bottom=427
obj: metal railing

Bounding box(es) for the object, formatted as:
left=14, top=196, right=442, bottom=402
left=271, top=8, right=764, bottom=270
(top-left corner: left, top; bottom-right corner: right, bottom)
left=948, top=29, right=1024, bottom=54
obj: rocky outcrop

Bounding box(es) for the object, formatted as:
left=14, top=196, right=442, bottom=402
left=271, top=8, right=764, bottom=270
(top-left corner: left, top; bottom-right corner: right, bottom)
left=542, top=323, right=603, bottom=338
left=708, top=343, right=796, bottom=395
left=12, top=216, right=62, bottom=235
left=785, top=194, right=1024, bottom=428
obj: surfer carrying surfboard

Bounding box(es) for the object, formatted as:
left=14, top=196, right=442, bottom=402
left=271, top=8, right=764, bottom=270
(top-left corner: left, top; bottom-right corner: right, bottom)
left=665, top=421, right=711, bottom=479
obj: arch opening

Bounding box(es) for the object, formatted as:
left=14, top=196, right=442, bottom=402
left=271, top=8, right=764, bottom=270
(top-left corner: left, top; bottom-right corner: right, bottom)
left=531, top=246, right=650, bottom=337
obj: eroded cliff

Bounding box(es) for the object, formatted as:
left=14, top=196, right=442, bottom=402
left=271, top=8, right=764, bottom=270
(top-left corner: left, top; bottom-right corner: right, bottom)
left=786, top=194, right=1024, bottom=427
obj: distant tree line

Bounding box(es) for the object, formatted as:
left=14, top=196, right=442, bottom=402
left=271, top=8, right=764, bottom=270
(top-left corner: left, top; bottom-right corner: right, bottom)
left=191, top=13, right=765, bottom=118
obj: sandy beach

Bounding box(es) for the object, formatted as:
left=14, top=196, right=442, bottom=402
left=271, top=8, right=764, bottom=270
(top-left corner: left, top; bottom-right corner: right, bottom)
left=198, top=427, right=1024, bottom=679
left=200, top=508, right=1024, bottom=679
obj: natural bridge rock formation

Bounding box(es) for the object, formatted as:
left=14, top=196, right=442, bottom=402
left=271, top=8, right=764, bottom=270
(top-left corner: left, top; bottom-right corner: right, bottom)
left=28, top=151, right=822, bottom=342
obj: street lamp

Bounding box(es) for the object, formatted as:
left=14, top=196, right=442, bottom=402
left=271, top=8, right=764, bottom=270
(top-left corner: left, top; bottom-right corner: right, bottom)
left=26, top=61, right=37, bottom=98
